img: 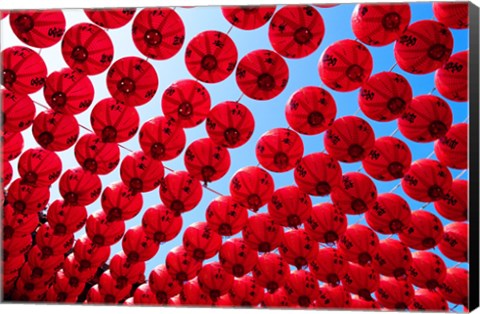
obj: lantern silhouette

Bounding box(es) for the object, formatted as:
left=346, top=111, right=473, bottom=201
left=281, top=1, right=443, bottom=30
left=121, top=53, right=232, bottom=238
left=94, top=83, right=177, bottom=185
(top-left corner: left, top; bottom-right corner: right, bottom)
left=85, top=210, right=126, bottom=246
left=62, top=254, right=97, bottom=284
left=331, top=172, right=378, bottom=215
left=47, top=199, right=87, bottom=236
left=205, top=195, right=248, bottom=236
left=350, top=296, right=381, bottom=309
left=133, top=283, right=157, bottom=305
left=316, top=285, right=351, bottom=308
left=166, top=245, right=202, bottom=283
left=32, top=110, right=79, bottom=152
left=183, top=221, right=222, bottom=261
left=6, top=178, right=50, bottom=215
left=73, top=236, right=111, bottom=270
left=122, top=226, right=159, bottom=263
left=229, top=276, right=264, bottom=306
left=75, top=134, right=120, bottom=175
left=101, top=181, right=143, bottom=222
left=3, top=234, right=32, bottom=261
left=142, top=204, right=183, bottom=243
left=309, top=247, right=348, bottom=286
left=109, top=252, right=146, bottom=289
left=295, top=153, right=342, bottom=197
left=18, top=147, right=62, bottom=187
left=221, top=6, right=276, bottom=30
left=438, top=222, right=468, bottom=262
left=433, top=2, right=469, bottom=29
left=263, top=287, right=291, bottom=307
left=372, top=239, right=412, bottom=279
left=279, top=229, right=319, bottom=270
left=197, top=262, right=234, bottom=302
left=229, top=166, right=275, bottom=212
left=98, top=271, right=132, bottom=303
left=408, top=289, right=449, bottom=311
left=59, top=167, right=102, bottom=206
left=120, top=150, right=164, bottom=194
left=2, top=160, right=13, bottom=187
left=435, top=50, right=468, bottom=102
left=434, top=123, right=468, bottom=169
left=252, top=253, right=290, bottom=293
left=341, top=263, right=379, bottom=301
left=219, top=238, right=258, bottom=278
left=180, top=278, right=212, bottom=305
left=243, top=213, right=284, bottom=253
left=2, top=204, right=38, bottom=239
left=268, top=186, right=312, bottom=228
left=159, top=170, right=203, bottom=216
left=2, top=131, right=24, bottom=161
left=338, top=225, right=379, bottom=266
left=365, top=193, right=411, bottom=234
left=256, top=128, right=304, bottom=172
left=139, top=116, right=186, bottom=161
left=374, top=277, right=415, bottom=310
left=148, top=264, right=182, bottom=304
left=27, top=245, right=64, bottom=275
left=35, top=223, right=75, bottom=257
left=439, top=268, right=469, bottom=307
left=434, top=179, right=467, bottom=222
left=284, top=270, right=319, bottom=308
left=399, top=210, right=444, bottom=250
left=304, top=203, right=348, bottom=244
left=1, top=90, right=35, bottom=133
left=84, top=8, right=136, bottom=29
left=408, top=251, right=446, bottom=289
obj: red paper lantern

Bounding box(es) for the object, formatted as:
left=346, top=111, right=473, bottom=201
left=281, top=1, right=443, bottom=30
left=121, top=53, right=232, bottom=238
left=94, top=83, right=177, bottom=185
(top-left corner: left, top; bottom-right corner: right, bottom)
left=294, top=153, right=342, bottom=197
left=180, top=278, right=213, bottom=305
left=331, top=172, right=378, bottom=215
left=438, top=222, right=468, bottom=262
left=162, top=79, right=211, bottom=128
left=139, top=116, right=186, bottom=161
left=279, top=229, right=319, bottom=270
left=318, top=39, right=373, bottom=92
left=435, top=50, right=468, bottom=102
left=109, top=252, right=146, bottom=288
left=106, top=57, right=158, bottom=107
left=4, top=253, right=25, bottom=275
left=101, top=181, right=143, bottom=222
left=219, top=238, right=258, bottom=278
left=142, top=204, right=183, bottom=243
left=59, top=167, right=102, bottom=206
left=21, top=260, right=56, bottom=286
left=341, top=263, right=379, bottom=301
left=133, top=283, right=157, bottom=305
left=98, top=271, right=132, bottom=303
left=263, top=287, right=291, bottom=307
left=18, top=147, right=62, bottom=187
left=46, top=199, right=87, bottom=236
left=365, top=193, right=411, bottom=235
left=304, top=203, right=348, bottom=243
left=338, top=225, right=379, bottom=266
left=50, top=270, right=85, bottom=300
left=221, top=6, right=276, bottom=30
left=309, top=247, right=348, bottom=286
left=439, top=268, right=469, bottom=307
left=61, top=23, right=114, bottom=75
left=73, top=236, right=110, bottom=269
left=74, top=134, right=120, bottom=175
left=2, top=204, right=38, bottom=239
left=399, top=210, right=444, bottom=250
left=434, top=179, right=467, bottom=221
left=434, top=123, right=468, bottom=169
left=269, top=5, right=325, bottom=59
left=62, top=254, right=97, bottom=284
left=408, top=251, right=446, bottom=289
left=408, top=288, right=449, bottom=311
left=205, top=195, right=248, bottom=236
left=132, top=8, right=185, bottom=60
left=120, top=150, right=164, bottom=194
left=2, top=131, right=24, bottom=162
left=35, top=223, right=75, bottom=257
left=184, top=138, right=231, bottom=184
left=351, top=4, right=411, bottom=46
left=166, top=245, right=202, bottom=283
left=148, top=264, right=182, bottom=304
left=229, top=276, right=264, bottom=306
left=324, top=116, right=375, bottom=163
left=242, top=213, right=284, bottom=253
left=86, top=210, right=126, bottom=246
left=256, top=128, right=304, bottom=172
left=90, top=98, right=139, bottom=143
left=32, top=110, right=79, bottom=152
left=3, top=234, right=32, bottom=261
left=229, top=166, right=275, bottom=212
left=84, top=8, right=136, bottom=29
left=268, top=186, right=312, bottom=228
left=401, top=159, right=453, bottom=202
left=206, top=101, right=255, bottom=148
left=159, top=170, right=203, bottom=216
left=198, top=262, right=234, bottom=302
left=27, top=245, right=64, bottom=275
left=122, top=226, right=159, bottom=263
left=6, top=178, right=50, bottom=215
left=1, top=90, right=35, bottom=133
left=185, top=31, right=238, bottom=83
left=1, top=46, right=47, bottom=95
left=236, top=49, right=289, bottom=101
left=183, top=221, right=222, bottom=261
left=374, top=277, right=415, bottom=309
left=253, top=253, right=290, bottom=293
left=394, top=20, right=453, bottom=74
left=372, top=239, right=412, bottom=279
left=316, top=285, right=351, bottom=308
left=433, top=2, right=469, bottom=29
left=284, top=270, right=319, bottom=308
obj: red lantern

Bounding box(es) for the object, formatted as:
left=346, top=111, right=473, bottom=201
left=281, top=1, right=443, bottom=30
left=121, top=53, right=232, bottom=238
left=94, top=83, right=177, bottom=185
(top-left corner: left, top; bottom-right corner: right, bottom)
left=435, top=50, right=468, bottom=102
left=269, top=5, right=325, bottom=59
left=98, top=271, right=132, bottom=303
left=133, top=283, right=157, bottom=305
left=101, top=181, right=143, bottom=222
left=434, top=179, right=467, bottom=221
left=86, top=210, right=125, bottom=246
left=74, top=134, right=120, bottom=175
left=122, top=226, right=159, bottom=263
left=27, top=245, right=64, bottom=274
left=1, top=46, right=47, bottom=95
left=51, top=270, right=85, bottom=300
left=7, top=178, right=50, bottom=215
left=351, top=4, right=411, bottom=46
left=399, top=210, right=444, bottom=250
left=109, top=252, right=146, bottom=289
left=139, top=116, right=186, bottom=161
left=184, top=137, right=231, bottom=184
left=399, top=95, right=453, bottom=143
left=365, top=193, right=411, bottom=235
left=221, top=6, right=276, bottom=30
left=159, top=170, right=203, bottom=215
left=73, top=236, right=110, bottom=269
left=59, top=167, right=102, bottom=206
left=13, top=278, right=48, bottom=301
left=359, top=72, right=412, bottom=122
left=263, top=287, right=291, bottom=307
left=205, top=195, right=248, bottom=236
left=2, top=160, right=13, bottom=187
left=206, top=101, right=255, bottom=148
left=85, top=284, right=103, bottom=304
left=166, top=245, right=202, bottom=283
left=236, top=49, right=289, bottom=101
left=219, top=238, right=258, bottom=278
left=2, top=204, right=38, bottom=239
left=142, top=204, right=183, bottom=243
left=373, top=239, right=412, bottom=279
left=84, top=8, right=136, bottom=29
left=394, top=20, right=453, bottom=74
left=229, top=166, right=274, bottom=212
left=1, top=131, right=24, bottom=161
left=289, top=92, right=337, bottom=141
left=47, top=199, right=87, bottom=236
left=106, top=57, right=158, bottom=107
left=243, top=213, right=284, bottom=253
left=132, top=8, right=184, bottom=60
left=4, top=253, right=25, bottom=276
left=120, top=150, right=164, bottom=194
left=363, top=137, right=412, bottom=181
left=18, top=147, right=62, bottom=187
left=90, top=98, right=139, bottom=143
left=61, top=23, right=114, bottom=75
left=402, top=159, right=453, bottom=202
left=3, top=234, right=32, bottom=261
left=1, top=90, right=35, bottom=133
left=316, top=285, right=351, bottom=308
left=438, top=222, right=468, bottom=263
left=309, top=247, right=348, bottom=286
left=253, top=253, right=290, bottom=293
left=408, top=251, right=446, bottom=289
left=256, top=128, right=304, bottom=172
left=185, top=31, right=238, bottom=83
left=20, top=261, right=55, bottom=286
left=229, top=276, right=264, bottom=306
left=32, top=110, right=79, bottom=152
left=284, top=270, right=319, bottom=308
left=331, top=172, right=378, bottom=215
left=434, top=123, right=468, bottom=169
left=183, top=221, right=222, bottom=261
left=341, top=263, right=379, bottom=301
left=280, top=229, right=319, bottom=270
left=375, top=277, right=414, bottom=309
left=324, top=116, right=375, bottom=163
left=148, top=264, right=182, bottom=304
left=43, top=68, right=94, bottom=115
left=35, top=223, right=74, bottom=257
left=180, top=278, right=213, bottom=305
left=439, top=268, right=468, bottom=307
left=294, top=153, right=342, bottom=197
left=63, top=254, right=97, bottom=283
left=197, top=262, right=234, bottom=302
left=268, top=186, right=312, bottom=228
left=350, top=296, right=381, bottom=309
left=318, top=39, right=373, bottom=92
left=162, top=79, right=211, bottom=128
left=338, top=225, right=379, bottom=266
left=409, top=288, right=449, bottom=311
left=433, top=2, right=469, bottom=29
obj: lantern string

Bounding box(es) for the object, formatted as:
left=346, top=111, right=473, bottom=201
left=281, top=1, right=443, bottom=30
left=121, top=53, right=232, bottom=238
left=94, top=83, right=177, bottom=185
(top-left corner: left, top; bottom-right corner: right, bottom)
left=388, top=62, right=397, bottom=72
left=236, top=93, right=244, bottom=103
left=226, top=24, right=234, bottom=35
left=32, top=101, right=226, bottom=197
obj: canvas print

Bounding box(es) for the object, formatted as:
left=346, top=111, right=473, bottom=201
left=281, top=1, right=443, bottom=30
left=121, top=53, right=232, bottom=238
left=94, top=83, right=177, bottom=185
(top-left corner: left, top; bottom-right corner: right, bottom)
left=0, top=2, right=478, bottom=312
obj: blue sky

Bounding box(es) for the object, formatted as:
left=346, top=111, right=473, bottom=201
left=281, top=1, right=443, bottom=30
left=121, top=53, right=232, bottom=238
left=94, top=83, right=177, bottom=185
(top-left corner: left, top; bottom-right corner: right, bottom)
left=1, top=2, right=469, bottom=307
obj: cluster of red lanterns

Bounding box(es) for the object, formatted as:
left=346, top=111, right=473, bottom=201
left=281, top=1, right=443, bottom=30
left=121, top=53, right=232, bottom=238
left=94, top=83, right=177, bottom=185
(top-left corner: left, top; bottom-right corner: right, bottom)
left=1, top=2, right=471, bottom=311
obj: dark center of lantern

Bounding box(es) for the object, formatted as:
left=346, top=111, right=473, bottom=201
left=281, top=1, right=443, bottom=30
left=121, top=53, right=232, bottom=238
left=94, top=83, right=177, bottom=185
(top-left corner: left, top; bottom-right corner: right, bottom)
left=2, top=69, right=16, bottom=85
left=117, top=77, right=136, bottom=94
left=83, top=158, right=98, bottom=173
left=307, top=111, right=324, bottom=127
left=144, top=29, right=163, bottom=47
left=150, top=142, right=165, bottom=159
left=293, top=27, right=312, bottom=45
left=274, top=152, right=289, bottom=170
left=316, top=182, right=331, bottom=196
left=428, top=44, right=448, bottom=61
left=101, top=126, right=117, bottom=142
left=428, top=120, right=448, bottom=138
left=201, top=54, right=218, bottom=71
left=257, top=73, right=275, bottom=91
left=346, top=64, right=364, bottom=82
left=71, top=46, right=89, bottom=63
left=178, top=102, right=193, bottom=118
left=348, top=144, right=365, bottom=159
left=14, top=15, right=35, bottom=33
left=382, top=12, right=401, bottom=30
left=38, top=131, right=54, bottom=148
left=388, top=162, right=405, bottom=179
left=51, top=92, right=67, bottom=108
left=224, top=128, right=240, bottom=146
left=387, top=97, right=406, bottom=115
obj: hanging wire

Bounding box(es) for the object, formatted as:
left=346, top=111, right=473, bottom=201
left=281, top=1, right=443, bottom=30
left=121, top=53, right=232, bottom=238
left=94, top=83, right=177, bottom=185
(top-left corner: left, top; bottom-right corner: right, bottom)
left=236, top=93, right=244, bottom=103
left=388, top=63, right=397, bottom=72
